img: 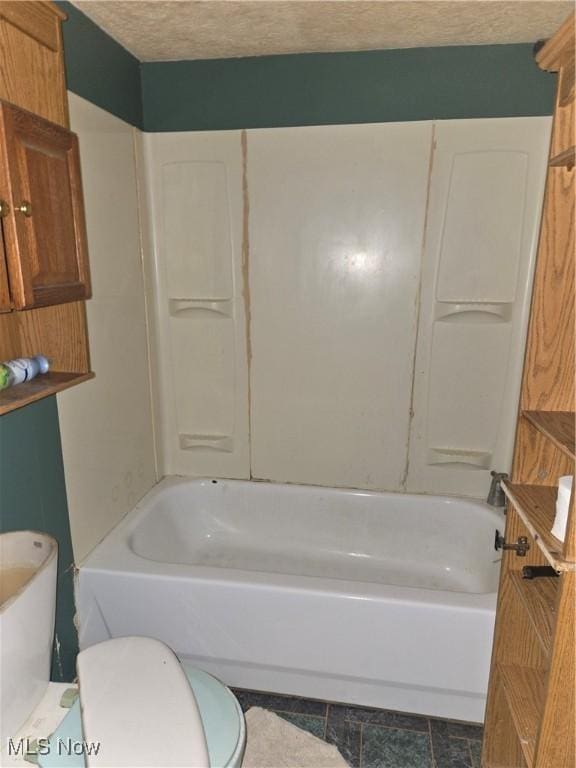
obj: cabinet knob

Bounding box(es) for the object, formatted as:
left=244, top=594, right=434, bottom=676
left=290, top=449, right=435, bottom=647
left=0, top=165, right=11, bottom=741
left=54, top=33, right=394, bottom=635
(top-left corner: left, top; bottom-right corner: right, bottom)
left=0, top=199, right=10, bottom=218
left=16, top=201, right=32, bottom=217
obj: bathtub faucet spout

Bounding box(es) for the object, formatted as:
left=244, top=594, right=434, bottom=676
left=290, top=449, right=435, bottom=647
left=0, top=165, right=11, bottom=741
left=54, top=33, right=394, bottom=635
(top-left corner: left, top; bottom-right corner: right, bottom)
left=487, top=471, right=508, bottom=507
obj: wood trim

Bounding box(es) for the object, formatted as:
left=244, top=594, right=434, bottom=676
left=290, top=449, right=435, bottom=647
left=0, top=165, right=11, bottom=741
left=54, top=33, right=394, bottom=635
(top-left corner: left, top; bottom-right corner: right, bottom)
left=41, top=2, right=66, bottom=22
left=534, top=573, right=576, bottom=768
left=536, top=12, right=575, bottom=72
left=512, top=417, right=574, bottom=487
left=549, top=146, right=576, bottom=167
left=508, top=573, right=558, bottom=656
left=0, top=371, right=94, bottom=416
left=519, top=167, right=575, bottom=412
left=0, top=103, right=29, bottom=306
left=562, top=492, right=576, bottom=563
left=558, top=53, right=575, bottom=107
left=0, top=223, right=12, bottom=311
left=503, top=482, right=575, bottom=571
left=0, top=301, right=91, bottom=374
left=522, top=411, right=575, bottom=461
left=0, top=1, right=63, bottom=51
left=68, top=130, right=91, bottom=297
left=53, top=0, right=69, bottom=129
left=499, top=663, right=546, bottom=767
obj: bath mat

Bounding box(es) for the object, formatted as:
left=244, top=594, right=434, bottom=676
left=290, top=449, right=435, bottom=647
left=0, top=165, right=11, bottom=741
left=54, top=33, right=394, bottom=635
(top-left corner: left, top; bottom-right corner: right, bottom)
left=243, top=707, right=349, bottom=768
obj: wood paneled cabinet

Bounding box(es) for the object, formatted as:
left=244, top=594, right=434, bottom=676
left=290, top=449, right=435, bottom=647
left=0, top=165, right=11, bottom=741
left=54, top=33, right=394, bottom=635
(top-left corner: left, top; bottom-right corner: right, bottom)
left=0, top=101, right=91, bottom=309
left=482, top=13, right=575, bottom=768
left=0, top=1, right=93, bottom=415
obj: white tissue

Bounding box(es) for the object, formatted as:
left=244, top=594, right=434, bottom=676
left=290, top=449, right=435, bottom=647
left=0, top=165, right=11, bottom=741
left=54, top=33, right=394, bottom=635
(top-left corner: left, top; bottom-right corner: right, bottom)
left=551, top=475, right=573, bottom=542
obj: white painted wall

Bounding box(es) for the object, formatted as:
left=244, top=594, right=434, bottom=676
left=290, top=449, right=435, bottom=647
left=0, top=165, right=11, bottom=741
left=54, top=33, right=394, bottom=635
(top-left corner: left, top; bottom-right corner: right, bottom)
left=57, top=94, right=157, bottom=563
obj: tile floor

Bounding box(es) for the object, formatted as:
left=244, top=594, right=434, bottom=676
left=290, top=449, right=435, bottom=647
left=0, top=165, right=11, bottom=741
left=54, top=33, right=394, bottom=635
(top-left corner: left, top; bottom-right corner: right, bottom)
left=232, top=689, right=483, bottom=768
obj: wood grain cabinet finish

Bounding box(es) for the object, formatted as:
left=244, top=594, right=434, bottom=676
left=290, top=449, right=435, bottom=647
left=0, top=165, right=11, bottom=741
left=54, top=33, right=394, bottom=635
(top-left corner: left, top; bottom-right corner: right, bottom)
left=0, top=1, right=68, bottom=126
left=0, top=222, right=11, bottom=311
left=0, top=101, right=91, bottom=308
left=482, top=13, right=575, bottom=768
left=0, top=0, right=93, bottom=415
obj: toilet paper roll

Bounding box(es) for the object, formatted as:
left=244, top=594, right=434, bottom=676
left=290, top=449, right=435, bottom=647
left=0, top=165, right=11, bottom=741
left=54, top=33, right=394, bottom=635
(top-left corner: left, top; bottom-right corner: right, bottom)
left=551, top=475, right=573, bottom=542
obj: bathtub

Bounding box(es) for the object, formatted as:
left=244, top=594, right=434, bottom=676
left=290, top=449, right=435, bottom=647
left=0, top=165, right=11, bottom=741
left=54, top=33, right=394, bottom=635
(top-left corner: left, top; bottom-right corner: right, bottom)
left=77, top=477, right=504, bottom=723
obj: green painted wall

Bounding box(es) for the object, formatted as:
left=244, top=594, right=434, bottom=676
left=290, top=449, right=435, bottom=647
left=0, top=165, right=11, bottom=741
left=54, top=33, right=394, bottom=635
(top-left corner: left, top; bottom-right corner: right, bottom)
left=141, top=43, right=555, bottom=132
left=58, top=1, right=142, bottom=128
left=0, top=398, right=78, bottom=681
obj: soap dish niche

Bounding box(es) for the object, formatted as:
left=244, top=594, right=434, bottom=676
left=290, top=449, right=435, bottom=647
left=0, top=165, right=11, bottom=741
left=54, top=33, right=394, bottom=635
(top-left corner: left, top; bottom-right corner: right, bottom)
left=427, top=447, right=492, bottom=469
left=435, top=302, right=512, bottom=324
left=179, top=433, right=235, bottom=452
left=169, top=298, right=233, bottom=318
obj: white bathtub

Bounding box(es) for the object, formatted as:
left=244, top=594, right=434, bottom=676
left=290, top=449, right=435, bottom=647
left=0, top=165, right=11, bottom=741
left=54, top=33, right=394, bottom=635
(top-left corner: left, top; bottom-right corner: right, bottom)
left=77, top=477, right=504, bottom=722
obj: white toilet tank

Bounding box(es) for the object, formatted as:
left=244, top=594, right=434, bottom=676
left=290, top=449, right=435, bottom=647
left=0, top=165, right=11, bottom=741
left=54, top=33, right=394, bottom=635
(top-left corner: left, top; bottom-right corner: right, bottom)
left=0, top=531, right=58, bottom=744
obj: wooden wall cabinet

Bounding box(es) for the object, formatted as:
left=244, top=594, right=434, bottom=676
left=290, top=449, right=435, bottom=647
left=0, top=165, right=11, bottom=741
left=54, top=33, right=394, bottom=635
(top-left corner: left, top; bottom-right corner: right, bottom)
left=0, top=1, right=93, bottom=415
left=0, top=101, right=91, bottom=309
left=482, top=13, right=575, bottom=768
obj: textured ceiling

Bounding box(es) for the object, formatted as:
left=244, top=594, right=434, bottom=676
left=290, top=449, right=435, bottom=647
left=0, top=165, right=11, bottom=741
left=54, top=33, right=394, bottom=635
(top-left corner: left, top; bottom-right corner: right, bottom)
left=72, top=1, right=574, bottom=62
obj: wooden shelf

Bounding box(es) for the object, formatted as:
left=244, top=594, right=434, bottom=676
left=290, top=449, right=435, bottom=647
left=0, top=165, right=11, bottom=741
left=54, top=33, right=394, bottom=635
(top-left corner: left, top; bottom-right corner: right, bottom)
left=549, top=145, right=576, bottom=167
left=523, top=411, right=575, bottom=460
left=484, top=15, right=575, bottom=768
left=0, top=371, right=94, bottom=416
left=499, top=664, right=546, bottom=768
left=509, top=572, right=558, bottom=655
left=502, top=482, right=575, bottom=572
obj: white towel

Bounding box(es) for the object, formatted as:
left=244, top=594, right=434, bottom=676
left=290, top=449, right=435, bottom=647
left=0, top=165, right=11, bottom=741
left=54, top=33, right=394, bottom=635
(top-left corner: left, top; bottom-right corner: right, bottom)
left=551, top=475, right=573, bottom=542
left=242, top=707, right=349, bottom=768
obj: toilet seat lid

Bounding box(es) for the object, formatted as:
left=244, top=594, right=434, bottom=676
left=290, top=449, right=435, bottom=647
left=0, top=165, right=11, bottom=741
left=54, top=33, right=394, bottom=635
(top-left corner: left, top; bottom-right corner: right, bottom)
left=78, top=637, right=209, bottom=768
left=38, top=662, right=245, bottom=768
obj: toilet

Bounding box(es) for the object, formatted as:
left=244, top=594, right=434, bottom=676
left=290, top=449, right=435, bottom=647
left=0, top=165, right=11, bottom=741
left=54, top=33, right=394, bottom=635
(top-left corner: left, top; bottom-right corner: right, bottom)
left=0, top=532, right=246, bottom=768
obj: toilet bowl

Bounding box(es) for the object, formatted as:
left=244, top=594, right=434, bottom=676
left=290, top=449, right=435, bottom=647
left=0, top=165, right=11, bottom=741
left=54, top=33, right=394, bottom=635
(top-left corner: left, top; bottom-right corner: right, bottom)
left=0, top=531, right=245, bottom=768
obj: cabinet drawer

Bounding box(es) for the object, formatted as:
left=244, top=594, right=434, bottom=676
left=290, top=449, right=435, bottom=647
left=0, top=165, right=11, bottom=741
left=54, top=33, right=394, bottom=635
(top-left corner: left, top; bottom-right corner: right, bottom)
left=0, top=101, right=91, bottom=308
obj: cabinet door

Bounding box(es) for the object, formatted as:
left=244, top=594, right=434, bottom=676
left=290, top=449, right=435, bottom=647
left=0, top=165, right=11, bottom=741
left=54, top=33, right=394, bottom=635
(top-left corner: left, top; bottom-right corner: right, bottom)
left=0, top=101, right=91, bottom=308
left=0, top=218, right=11, bottom=311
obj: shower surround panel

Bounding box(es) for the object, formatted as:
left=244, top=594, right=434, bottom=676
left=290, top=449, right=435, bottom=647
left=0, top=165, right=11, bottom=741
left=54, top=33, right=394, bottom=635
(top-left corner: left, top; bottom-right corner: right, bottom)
left=408, top=117, right=551, bottom=497
left=248, top=123, right=432, bottom=490
left=141, top=131, right=250, bottom=480
left=141, top=118, right=550, bottom=496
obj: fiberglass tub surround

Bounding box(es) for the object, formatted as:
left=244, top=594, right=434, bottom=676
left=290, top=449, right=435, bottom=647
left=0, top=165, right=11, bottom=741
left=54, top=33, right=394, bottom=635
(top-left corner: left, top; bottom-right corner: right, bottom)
left=142, top=117, right=550, bottom=499
left=79, top=477, right=504, bottom=724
